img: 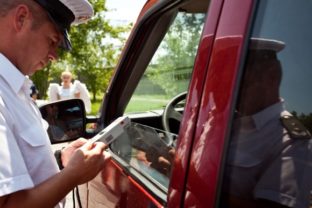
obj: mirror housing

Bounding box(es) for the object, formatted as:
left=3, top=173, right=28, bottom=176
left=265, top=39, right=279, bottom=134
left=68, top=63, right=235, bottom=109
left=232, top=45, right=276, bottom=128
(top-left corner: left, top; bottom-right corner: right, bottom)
left=39, top=99, right=86, bottom=144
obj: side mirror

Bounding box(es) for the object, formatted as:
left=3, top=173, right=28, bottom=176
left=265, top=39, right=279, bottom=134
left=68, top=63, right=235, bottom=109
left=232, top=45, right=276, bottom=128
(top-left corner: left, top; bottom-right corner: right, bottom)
left=39, top=99, right=86, bottom=144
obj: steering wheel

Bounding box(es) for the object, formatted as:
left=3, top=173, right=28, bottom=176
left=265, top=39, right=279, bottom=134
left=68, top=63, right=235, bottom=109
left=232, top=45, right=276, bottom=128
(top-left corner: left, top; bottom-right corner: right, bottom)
left=162, top=91, right=187, bottom=133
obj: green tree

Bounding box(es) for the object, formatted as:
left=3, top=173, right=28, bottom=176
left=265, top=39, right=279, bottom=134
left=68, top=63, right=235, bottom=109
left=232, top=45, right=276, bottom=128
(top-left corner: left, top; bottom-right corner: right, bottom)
left=146, top=13, right=205, bottom=96
left=31, top=0, right=130, bottom=101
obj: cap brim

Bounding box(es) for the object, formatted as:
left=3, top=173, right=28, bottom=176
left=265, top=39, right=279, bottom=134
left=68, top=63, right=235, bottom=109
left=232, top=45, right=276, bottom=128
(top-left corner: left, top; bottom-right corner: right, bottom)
left=45, top=12, right=72, bottom=51
left=250, top=38, right=285, bottom=52
left=33, top=0, right=75, bottom=51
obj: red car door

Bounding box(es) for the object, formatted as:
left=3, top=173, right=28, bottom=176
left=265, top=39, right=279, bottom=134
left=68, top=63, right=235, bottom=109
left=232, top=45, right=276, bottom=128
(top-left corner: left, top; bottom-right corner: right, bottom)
left=177, top=0, right=255, bottom=207
left=83, top=0, right=224, bottom=207
left=182, top=0, right=312, bottom=207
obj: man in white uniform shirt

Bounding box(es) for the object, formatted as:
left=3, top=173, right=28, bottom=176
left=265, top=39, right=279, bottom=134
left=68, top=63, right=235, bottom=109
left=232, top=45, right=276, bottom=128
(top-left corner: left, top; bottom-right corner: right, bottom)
left=0, top=0, right=107, bottom=207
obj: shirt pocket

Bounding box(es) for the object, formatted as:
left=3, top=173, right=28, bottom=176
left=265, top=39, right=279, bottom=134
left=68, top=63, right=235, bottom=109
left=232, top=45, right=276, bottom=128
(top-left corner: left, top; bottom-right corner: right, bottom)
left=18, top=125, right=49, bottom=147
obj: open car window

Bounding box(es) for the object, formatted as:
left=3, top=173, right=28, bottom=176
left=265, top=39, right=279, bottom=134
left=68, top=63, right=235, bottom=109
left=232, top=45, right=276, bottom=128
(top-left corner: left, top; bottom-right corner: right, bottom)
left=110, top=11, right=206, bottom=192
left=125, top=12, right=205, bottom=113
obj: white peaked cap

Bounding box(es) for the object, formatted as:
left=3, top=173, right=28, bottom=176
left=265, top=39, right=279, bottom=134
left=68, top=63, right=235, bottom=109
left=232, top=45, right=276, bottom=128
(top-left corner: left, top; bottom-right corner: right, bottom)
left=59, top=0, right=94, bottom=24
left=249, top=38, right=286, bottom=52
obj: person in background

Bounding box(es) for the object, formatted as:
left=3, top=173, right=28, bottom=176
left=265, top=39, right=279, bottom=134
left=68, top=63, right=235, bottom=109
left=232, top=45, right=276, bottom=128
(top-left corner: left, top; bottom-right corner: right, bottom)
left=30, top=83, right=39, bottom=101
left=26, top=75, right=39, bottom=102
left=48, top=70, right=91, bottom=113
left=0, top=0, right=107, bottom=207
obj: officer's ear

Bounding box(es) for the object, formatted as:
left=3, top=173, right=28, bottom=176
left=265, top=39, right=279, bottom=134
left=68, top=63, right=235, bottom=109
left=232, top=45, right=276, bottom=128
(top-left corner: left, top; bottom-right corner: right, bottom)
left=13, top=4, right=31, bottom=32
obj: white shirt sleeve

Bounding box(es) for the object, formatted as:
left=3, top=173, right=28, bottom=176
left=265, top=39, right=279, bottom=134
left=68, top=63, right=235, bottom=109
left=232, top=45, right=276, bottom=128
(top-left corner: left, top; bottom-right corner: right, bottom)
left=0, top=110, right=33, bottom=196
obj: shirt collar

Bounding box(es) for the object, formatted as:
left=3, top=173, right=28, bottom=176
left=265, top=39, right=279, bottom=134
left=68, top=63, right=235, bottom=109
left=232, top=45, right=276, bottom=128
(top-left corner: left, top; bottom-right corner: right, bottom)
left=252, top=100, right=285, bottom=130
left=235, top=100, right=285, bottom=131
left=0, top=53, right=28, bottom=94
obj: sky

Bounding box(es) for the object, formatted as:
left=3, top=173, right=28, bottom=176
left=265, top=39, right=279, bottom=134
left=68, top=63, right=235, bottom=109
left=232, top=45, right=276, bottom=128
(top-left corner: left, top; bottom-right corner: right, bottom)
left=105, top=0, right=147, bottom=25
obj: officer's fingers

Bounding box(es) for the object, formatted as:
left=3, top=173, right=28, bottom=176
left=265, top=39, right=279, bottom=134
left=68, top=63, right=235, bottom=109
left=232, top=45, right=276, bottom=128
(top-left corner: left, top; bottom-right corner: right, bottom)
left=158, top=156, right=171, bottom=167
left=103, top=150, right=111, bottom=160
left=76, top=137, right=88, bottom=144
left=90, top=142, right=106, bottom=155
left=169, top=149, right=176, bottom=159
left=70, top=137, right=88, bottom=148
left=80, top=140, right=95, bottom=151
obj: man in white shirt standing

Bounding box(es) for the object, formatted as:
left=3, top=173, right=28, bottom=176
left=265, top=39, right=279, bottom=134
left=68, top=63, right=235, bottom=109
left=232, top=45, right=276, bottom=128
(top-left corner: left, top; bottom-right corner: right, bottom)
left=0, top=0, right=107, bottom=207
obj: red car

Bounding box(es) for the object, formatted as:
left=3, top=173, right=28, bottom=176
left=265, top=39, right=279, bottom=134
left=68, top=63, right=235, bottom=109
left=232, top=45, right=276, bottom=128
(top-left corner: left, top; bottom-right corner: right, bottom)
left=41, top=0, right=312, bottom=207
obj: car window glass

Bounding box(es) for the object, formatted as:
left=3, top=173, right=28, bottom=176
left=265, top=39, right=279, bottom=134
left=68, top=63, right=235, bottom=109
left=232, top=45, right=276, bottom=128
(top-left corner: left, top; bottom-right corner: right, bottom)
left=111, top=11, right=206, bottom=190
left=111, top=122, right=176, bottom=188
left=125, top=12, right=205, bottom=113
left=220, top=1, right=312, bottom=207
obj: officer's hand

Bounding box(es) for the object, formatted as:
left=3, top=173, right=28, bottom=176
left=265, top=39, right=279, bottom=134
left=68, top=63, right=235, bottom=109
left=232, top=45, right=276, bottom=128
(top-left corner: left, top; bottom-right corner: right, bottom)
left=149, top=147, right=175, bottom=176
left=61, top=138, right=88, bottom=167
left=65, top=141, right=107, bottom=184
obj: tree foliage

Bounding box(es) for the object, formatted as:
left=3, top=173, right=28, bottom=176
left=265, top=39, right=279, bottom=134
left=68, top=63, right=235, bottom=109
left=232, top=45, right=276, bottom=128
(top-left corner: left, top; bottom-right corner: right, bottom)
left=31, top=0, right=131, bottom=101
left=146, top=13, right=205, bottom=96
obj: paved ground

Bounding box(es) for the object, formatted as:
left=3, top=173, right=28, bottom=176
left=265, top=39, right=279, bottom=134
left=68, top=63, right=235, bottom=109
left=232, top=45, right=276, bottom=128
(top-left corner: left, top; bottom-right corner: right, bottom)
left=64, top=192, right=74, bottom=208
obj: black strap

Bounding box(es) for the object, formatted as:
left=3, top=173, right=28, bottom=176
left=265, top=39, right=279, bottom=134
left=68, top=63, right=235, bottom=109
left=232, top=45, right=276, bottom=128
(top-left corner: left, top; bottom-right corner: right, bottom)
left=76, top=186, right=82, bottom=208
left=54, top=149, right=64, bottom=170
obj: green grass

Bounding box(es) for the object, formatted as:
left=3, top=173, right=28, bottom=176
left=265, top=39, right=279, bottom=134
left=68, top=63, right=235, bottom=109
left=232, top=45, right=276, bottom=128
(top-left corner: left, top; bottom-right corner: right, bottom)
left=89, top=94, right=170, bottom=115
left=90, top=100, right=102, bottom=115
left=126, top=95, right=170, bottom=113
left=88, top=93, right=104, bottom=115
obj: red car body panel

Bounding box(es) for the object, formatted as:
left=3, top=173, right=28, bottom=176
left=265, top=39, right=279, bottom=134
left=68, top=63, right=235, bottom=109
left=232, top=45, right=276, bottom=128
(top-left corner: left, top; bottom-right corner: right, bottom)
left=167, top=0, right=224, bottom=207
left=184, top=1, right=254, bottom=207
left=86, top=159, right=161, bottom=207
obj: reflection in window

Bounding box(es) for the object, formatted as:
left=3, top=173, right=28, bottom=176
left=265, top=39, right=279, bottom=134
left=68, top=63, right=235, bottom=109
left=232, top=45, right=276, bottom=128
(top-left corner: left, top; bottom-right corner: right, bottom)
left=221, top=1, right=312, bottom=207
left=111, top=122, right=176, bottom=188
left=40, top=101, right=85, bottom=142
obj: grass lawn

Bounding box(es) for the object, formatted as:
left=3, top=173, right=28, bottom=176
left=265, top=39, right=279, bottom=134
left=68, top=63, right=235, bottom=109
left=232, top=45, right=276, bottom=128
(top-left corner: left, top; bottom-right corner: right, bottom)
left=89, top=94, right=170, bottom=115
left=126, top=95, right=169, bottom=112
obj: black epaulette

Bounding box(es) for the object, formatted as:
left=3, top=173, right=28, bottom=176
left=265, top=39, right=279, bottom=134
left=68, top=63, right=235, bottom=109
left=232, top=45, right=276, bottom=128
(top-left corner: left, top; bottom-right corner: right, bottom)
left=280, top=115, right=311, bottom=139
